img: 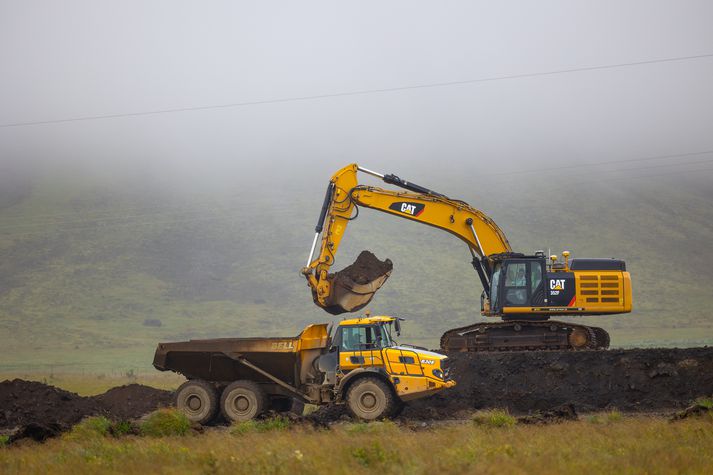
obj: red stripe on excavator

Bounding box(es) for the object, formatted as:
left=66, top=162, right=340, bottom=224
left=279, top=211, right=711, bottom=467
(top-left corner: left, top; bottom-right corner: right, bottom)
left=414, top=208, right=424, bottom=217
left=568, top=296, right=576, bottom=307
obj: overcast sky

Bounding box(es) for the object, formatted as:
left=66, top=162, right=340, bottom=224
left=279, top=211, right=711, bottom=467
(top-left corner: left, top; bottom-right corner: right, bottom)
left=1, top=1, right=712, bottom=186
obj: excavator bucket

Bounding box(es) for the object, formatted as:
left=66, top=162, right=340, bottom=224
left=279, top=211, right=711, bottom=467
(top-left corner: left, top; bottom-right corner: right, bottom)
left=321, top=251, right=393, bottom=315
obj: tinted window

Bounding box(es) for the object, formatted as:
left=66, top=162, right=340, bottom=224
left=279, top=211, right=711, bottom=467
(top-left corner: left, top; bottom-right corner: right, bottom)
left=504, top=262, right=528, bottom=305
left=490, top=265, right=501, bottom=310
left=531, top=262, right=542, bottom=290
left=340, top=326, right=384, bottom=351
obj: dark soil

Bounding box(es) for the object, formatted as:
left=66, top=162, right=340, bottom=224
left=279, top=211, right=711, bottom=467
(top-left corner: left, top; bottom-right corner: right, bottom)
left=2, top=347, right=712, bottom=438
left=671, top=403, right=713, bottom=421
left=332, top=250, right=392, bottom=285
left=0, top=379, right=171, bottom=441
left=94, top=384, right=173, bottom=421
left=517, top=404, right=578, bottom=425
left=405, top=347, right=713, bottom=417
left=0, top=380, right=103, bottom=430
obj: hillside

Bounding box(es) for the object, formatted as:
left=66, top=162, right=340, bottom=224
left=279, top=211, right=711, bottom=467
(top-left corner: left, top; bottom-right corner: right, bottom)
left=1, top=164, right=712, bottom=372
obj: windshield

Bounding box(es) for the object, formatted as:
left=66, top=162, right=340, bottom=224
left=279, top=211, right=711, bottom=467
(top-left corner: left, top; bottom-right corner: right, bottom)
left=340, top=324, right=395, bottom=351
left=380, top=323, right=396, bottom=347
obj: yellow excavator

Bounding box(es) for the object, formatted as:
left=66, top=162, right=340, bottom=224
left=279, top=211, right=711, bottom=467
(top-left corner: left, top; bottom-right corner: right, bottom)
left=301, top=164, right=632, bottom=351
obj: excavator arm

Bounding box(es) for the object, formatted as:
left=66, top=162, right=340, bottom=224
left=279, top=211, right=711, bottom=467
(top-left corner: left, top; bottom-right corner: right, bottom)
left=301, top=163, right=513, bottom=314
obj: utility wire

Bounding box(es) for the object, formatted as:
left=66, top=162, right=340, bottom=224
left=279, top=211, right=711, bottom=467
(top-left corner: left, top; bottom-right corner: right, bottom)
left=485, top=150, right=713, bottom=178
left=1, top=52, right=712, bottom=129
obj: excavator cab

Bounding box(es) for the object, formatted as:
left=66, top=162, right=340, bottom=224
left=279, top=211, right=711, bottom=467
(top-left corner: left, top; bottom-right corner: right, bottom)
left=487, top=258, right=547, bottom=317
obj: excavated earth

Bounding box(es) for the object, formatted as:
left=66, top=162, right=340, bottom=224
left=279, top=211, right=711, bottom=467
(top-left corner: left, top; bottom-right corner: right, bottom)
left=0, top=380, right=171, bottom=441
left=332, top=250, right=392, bottom=285
left=2, top=347, right=712, bottom=439
left=404, top=346, right=713, bottom=419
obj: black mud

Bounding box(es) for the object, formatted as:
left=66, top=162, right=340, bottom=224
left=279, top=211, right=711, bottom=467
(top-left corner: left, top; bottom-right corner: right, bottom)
left=332, top=250, right=392, bottom=285
left=405, top=347, right=713, bottom=418
left=0, top=379, right=171, bottom=439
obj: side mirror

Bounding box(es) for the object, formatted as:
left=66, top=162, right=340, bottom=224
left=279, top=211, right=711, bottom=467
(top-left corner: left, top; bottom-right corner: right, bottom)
left=394, top=319, right=401, bottom=337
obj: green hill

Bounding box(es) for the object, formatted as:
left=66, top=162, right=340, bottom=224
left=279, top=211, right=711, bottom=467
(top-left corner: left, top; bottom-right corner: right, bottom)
left=1, top=164, right=712, bottom=372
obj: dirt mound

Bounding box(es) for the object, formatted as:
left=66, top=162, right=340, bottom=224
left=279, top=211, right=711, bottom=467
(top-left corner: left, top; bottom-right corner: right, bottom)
left=407, top=347, right=713, bottom=416
left=332, top=250, right=392, bottom=285
left=0, top=379, right=102, bottom=430
left=94, top=384, right=173, bottom=420
left=671, top=402, right=713, bottom=421
left=517, top=404, right=578, bottom=425
left=0, top=379, right=172, bottom=437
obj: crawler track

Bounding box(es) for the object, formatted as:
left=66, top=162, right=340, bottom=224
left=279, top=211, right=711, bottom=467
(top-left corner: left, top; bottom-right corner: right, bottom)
left=440, top=320, right=609, bottom=352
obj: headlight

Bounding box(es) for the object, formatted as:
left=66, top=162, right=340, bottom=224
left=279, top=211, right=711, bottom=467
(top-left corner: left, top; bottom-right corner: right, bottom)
left=432, top=369, right=443, bottom=379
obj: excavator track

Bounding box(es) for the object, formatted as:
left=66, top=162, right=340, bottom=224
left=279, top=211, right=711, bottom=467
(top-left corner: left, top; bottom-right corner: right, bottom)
left=440, top=320, right=609, bottom=352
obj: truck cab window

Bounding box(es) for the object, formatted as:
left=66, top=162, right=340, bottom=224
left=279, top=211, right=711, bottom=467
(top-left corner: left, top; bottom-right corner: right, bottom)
left=340, top=326, right=382, bottom=351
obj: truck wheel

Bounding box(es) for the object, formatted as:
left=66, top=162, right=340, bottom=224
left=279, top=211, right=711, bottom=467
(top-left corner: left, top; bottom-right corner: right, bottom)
left=174, top=380, right=219, bottom=424
left=391, top=400, right=406, bottom=418
left=270, top=397, right=293, bottom=413
left=221, top=380, right=266, bottom=422
left=346, top=377, right=395, bottom=421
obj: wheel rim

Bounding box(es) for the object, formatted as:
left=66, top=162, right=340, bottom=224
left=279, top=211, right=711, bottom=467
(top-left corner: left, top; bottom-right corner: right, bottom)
left=187, top=395, right=202, bottom=411
left=360, top=392, right=377, bottom=410
left=233, top=395, right=250, bottom=413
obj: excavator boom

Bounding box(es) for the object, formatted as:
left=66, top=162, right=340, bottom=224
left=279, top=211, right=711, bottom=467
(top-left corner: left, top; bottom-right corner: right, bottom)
left=301, top=164, right=511, bottom=314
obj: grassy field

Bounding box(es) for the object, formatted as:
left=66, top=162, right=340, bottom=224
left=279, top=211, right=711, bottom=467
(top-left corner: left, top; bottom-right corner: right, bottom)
left=1, top=170, right=712, bottom=373
left=2, top=412, right=712, bottom=474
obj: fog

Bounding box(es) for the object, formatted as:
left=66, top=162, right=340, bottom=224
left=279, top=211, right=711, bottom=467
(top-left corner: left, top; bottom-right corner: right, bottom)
left=1, top=1, right=713, bottom=191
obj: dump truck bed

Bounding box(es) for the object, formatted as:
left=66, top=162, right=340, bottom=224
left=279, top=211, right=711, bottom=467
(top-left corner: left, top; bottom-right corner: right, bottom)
left=153, top=324, right=329, bottom=384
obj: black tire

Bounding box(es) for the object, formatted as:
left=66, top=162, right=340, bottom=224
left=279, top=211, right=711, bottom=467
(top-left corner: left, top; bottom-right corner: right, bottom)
left=174, top=380, right=219, bottom=424
left=345, top=377, right=395, bottom=421
left=220, top=380, right=267, bottom=422
left=391, top=400, right=406, bottom=418
left=269, top=397, right=293, bottom=413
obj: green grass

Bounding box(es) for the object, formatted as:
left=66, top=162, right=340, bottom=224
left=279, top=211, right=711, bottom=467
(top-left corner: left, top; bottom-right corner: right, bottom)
left=139, top=409, right=191, bottom=437
left=230, top=416, right=292, bottom=435
left=1, top=173, right=712, bottom=373
left=695, top=397, right=713, bottom=409
left=2, top=415, right=713, bottom=474
left=65, top=417, right=113, bottom=441
left=472, top=409, right=517, bottom=428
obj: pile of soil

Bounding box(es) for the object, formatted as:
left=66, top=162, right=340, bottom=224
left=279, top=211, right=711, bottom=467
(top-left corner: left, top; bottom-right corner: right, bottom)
left=406, top=347, right=713, bottom=416
left=0, top=380, right=102, bottom=430
left=332, top=250, right=392, bottom=285
left=94, top=384, right=173, bottom=421
left=0, top=379, right=171, bottom=436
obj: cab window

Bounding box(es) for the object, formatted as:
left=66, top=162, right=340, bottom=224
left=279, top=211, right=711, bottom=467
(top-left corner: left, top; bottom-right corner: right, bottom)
left=531, top=261, right=542, bottom=290
left=504, top=262, right=528, bottom=305
left=490, top=265, right=501, bottom=310
left=340, top=325, right=384, bottom=351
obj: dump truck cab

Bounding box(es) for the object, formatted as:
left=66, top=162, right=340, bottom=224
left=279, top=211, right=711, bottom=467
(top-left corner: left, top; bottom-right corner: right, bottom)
left=324, top=316, right=455, bottom=408
left=154, top=315, right=454, bottom=423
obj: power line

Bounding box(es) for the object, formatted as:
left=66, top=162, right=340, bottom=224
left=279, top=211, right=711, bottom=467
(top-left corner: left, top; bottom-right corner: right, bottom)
left=485, top=150, right=713, bottom=178
left=2, top=52, right=712, bottom=129
left=566, top=164, right=713, bottom=186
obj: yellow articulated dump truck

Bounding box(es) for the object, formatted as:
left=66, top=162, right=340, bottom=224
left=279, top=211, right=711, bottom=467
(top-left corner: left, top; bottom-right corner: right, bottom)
left=153, top=316, right=455, bottom=423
